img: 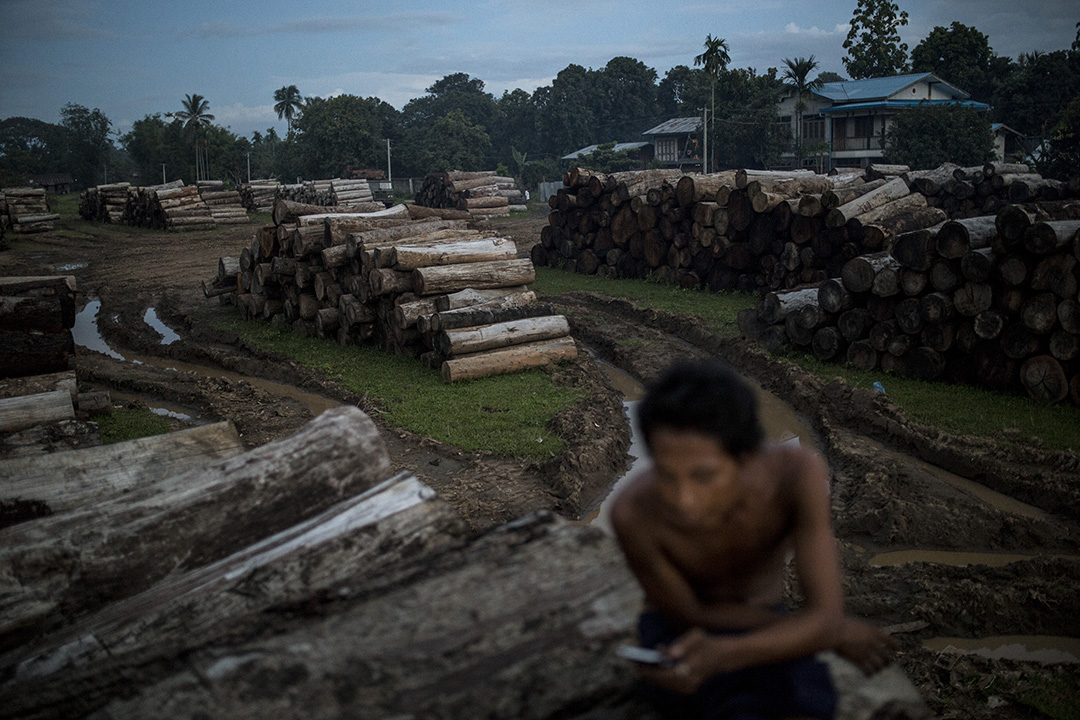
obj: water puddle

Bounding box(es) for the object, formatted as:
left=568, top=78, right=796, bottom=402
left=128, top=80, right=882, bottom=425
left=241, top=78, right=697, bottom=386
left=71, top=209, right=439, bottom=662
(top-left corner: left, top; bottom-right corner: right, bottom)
left=868, top=549, right=1080, bottom=567
left=54, top=262, right=87, bottom=272
left=143, top=307, right=181, bottom=345
left=584, top=358, right=817, bottom=533
left=110, top=390, right=196, bottom=422
left=73, top=301, right=342, bottom=418
left=926, top=635, right=1080, bottom=664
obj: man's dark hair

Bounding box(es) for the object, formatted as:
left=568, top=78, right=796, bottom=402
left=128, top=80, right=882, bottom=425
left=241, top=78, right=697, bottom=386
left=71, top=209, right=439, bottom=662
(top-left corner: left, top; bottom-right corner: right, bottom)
left=637, top=358, right=764, bottom=457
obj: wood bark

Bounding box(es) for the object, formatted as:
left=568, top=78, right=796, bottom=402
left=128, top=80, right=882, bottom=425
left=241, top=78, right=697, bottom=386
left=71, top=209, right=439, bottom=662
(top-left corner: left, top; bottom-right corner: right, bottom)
left=390, top=237, right=517, bottom=270
left=0, top=407, right=391, bottom=650
left=826, top=178, right=909, bottom=228
left=412, top=259, right=535, bottom=296
left=0, top=389, right=74, bottom=433
left=436, top=315, right=570, bottom=356
left=441, top=336, right=578, bottom=382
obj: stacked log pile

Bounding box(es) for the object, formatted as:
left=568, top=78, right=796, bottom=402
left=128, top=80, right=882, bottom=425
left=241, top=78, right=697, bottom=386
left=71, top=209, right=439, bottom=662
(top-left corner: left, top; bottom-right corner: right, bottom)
left=213, top=201, right=575, bottom=381
left=276, top=178, right=379, bottom=209
left=0, top=276, right=77, bottom=380
left=237, top=179, right=280, bottom=213
left=2, top=187, right=58, bottom=234
left=414, top=171, right=527, bottom=219
left=745, top=205, right=1080, bottom=405
left=197, top=180, right=249, bottom=224
left=901, top=162, right=1079, bottom=218
left=533, top=167, right=941, bottom=293
left=77, top=182, right=134, bottom=223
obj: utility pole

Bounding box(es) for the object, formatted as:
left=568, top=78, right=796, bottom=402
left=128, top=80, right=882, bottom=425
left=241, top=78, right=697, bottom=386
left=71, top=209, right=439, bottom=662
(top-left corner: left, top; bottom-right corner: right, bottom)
left=247, top=152, right=251, bottom=183
left=701, top=108, right=708, bottom=175
left=386, top=138, right=392, bottom=184
left=162, top=163, right=166, bottom=184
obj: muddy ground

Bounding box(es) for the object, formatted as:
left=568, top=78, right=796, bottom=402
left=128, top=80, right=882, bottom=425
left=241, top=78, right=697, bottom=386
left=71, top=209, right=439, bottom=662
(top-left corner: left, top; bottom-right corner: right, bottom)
left=2, top=207, right=1079, bottom=718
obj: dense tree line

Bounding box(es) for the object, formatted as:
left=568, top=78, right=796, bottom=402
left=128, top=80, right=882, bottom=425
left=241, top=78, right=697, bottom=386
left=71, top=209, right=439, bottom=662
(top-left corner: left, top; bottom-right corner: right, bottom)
left=2, top=4, right=1079, bottom=190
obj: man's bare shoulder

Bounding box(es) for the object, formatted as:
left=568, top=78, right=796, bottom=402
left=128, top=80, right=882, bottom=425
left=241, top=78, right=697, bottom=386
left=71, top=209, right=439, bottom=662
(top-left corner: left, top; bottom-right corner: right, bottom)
left=609, top=468, right=658, bottom=535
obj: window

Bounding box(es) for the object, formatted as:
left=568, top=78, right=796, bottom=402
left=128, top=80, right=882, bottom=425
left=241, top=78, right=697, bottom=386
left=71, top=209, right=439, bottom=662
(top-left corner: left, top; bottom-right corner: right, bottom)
left=802, top=118, right=825, bottom=141
left=852, top=116, right=873, bottom=138
left=656, top=137, right=678, bottom=163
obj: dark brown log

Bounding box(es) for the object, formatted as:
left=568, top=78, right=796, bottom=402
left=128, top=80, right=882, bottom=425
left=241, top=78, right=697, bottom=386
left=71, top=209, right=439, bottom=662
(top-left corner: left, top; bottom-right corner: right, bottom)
left=952, top=282, right=993, bottom=317
left=960, top=247, right=995, bottom=283
left=899, top=269, right=928, bottom=297
left=1020, top=355, right=1069, bottom=403
left=997, top=255, right=1029, bottom=286
left=1031, top=253, right=1078, bottom=298
left=866, top=295, right=896, bottom=323
left=0, top=296, right=66, bottom=333
left=895, top=297, right=924, bottom=335
left=918, top=292, right=955, bottom=325
left=811, top=326, right=846, bottom=361
left=427, top=294, right=544, bottom=333
left=869, top=320, right=901, bottom=352
left=846, top=339, right=878, bottom=370
left=1049, top=330, right=1079, bottom=362
left=871, top=265, right=901, bottom=298
left=1058, top=298, right=1080, bottom=334
left=886, top=331, right=914, bottom=357
left=921, top=323, right=955, bottom=352
left=935, top=216, right=998, bottom=259
left=995, top=204, right=1036, bottom=246
left=1021, top=293, right=1060, bottom=334
left=900, top=346, right=946, bottom=381
left=1024, top=220, right=1080, bottom=255
left=1000, top=323, right=1040, bottom=359
left=841, top=252, right=898, bottom=293
left=0, top=330, right=74, bottom=379
left=929, top=259, right=962, bottom=293
left=891, top=228, right=939, bottom=271
left=818, top=276, right=857, bottom=316
left=973, top=310, right=1006, bottom=340
left=838, top=308, right=873, bottom=341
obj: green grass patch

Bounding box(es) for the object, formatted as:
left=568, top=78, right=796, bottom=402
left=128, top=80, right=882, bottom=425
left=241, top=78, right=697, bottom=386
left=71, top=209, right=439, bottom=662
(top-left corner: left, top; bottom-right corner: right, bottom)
left=532, top=265, right=756, bottom=337
left=208, top=309, right=580, bottom=460
left=1013, top=671, right=1080, bottom=720
left=783, top=352, right=1080, bottom=453
left=48, top=192, right=80, bottom=217
left=528, top=266, right=1079, bottom=452
left=97, top=408, right=173, bottom=444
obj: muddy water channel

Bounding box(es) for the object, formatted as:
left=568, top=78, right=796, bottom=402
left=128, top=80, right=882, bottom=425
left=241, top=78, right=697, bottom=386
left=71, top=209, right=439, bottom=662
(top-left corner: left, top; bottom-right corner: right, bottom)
left=72, top=300, right=341, bottom=419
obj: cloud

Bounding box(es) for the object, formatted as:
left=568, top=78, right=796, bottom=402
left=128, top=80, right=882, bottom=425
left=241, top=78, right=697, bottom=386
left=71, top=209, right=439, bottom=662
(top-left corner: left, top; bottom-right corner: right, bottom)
left=784, top=22, right=849, bottom=37
left=189, top=12, right=459, bottom=39
left=0, top=0, right=112, bottom=42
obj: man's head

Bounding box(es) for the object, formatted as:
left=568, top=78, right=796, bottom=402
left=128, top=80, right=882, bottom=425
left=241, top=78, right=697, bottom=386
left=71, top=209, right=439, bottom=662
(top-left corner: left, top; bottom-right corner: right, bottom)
left=638, top=358, right=764, bottom=458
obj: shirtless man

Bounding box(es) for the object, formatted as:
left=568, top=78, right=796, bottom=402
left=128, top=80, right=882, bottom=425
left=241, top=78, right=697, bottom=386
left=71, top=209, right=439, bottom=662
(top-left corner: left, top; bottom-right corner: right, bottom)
left=611, top=358, right=895, bottom=719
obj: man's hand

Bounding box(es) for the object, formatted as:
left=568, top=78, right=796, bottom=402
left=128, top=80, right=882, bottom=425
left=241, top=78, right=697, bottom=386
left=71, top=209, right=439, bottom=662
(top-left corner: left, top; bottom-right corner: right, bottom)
left=636, top=628, right=725, bottom=694
left=836, top=618, right=897, bottom=675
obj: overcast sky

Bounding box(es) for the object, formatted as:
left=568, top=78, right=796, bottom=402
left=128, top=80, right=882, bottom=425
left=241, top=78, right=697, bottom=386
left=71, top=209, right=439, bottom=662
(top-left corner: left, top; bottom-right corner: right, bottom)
left=0, top=0, right=1075, bottom=140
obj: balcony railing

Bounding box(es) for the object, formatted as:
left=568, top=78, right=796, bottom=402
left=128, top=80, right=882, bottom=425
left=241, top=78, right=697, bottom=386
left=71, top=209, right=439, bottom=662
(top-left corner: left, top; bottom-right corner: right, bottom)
left=833, top=136, right=884, bottom=151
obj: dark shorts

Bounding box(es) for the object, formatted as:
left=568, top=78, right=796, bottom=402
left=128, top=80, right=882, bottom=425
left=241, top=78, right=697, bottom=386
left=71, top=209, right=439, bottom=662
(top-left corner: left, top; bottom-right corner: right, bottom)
left=638, top=610, right=837, bottom=720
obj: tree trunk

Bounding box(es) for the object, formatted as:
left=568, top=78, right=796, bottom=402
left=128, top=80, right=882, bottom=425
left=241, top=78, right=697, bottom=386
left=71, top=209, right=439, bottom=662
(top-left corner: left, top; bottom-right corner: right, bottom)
left=0, top=407, right=391, bottom=650
left=826, top=177, right=909, bottom=228
left=412, top=259, right=536, bottom=296
left=935, top=216, right=998, bottom=259
left=441, top=336, right=578, bottom=382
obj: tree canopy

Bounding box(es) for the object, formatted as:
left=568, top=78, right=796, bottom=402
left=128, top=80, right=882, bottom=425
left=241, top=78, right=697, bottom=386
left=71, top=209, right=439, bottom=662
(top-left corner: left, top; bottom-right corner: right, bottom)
left=842, top=0, right=910, bottom=79
left=883, top=103, right=995, bottom=168
left=910, top=22, right=1003, bottom=102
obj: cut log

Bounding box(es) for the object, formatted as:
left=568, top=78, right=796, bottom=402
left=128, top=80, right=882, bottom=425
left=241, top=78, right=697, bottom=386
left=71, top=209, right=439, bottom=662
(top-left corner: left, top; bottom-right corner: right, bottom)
left=841, top=252, right=900, bottom=293
left=0, top=406, right=391, bottom=649
left=436, top=315, right=570, bottom=356
left=1021, top=293, right=1060, bottom=334
left=412, top=259, right=535, bottom=296
left=441, top=336, right=577, bottom=382
left=0, top=389, right=74, bottom=433
left=426, top=292, right=539, bottom=332
left=390, top=237, right=517, bottom=270
left=846, top=339, right=878, bottom=370
left=0, top=370, right=77, bottom=404
left=0, top=421, right=244, bottom=514
left=935, top=216, right=998, bottom=259
left=826, top=177, right=909, bottom=228
left=1020, top=355, right=1069, bottom=403
left=952, top=282, right=993, bottom=317
left=1024, top=220, right=1080, bottom=255
left=891, top=228, right=941, bottom=271
left=758, top=287, right=821, bottom=324
left=435, top=286, right=530, bottom=312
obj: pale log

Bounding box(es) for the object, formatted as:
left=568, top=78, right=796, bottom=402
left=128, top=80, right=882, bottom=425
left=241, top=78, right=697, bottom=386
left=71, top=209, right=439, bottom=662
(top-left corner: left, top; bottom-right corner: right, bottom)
left=436, top=315, right=570, bottom=356
left=826, top=178, right=909, bottom=228
left=0, top=389, right=74, bottom=433
left=412, top=259, right=535, bottom=296
left=905, top=163, right=960, bottom=196
left=847, top=191, right=925, bottom=227
left=821, top=178, right=886, bottom=210
left=0, top=407, right=390, bottom=647
left=391, top=237, right=517, bottom=270
left=758, top=287, right=821, bottom=324
left=436, top=286, right=530, bottom=312
left=441, top=336, right=578, bottom=382
left=368, top=268, right=414, bottom=296
left=0, top=422, right=243, bottom=513
left=392, top=296, right=440, bottom=330
left=0, top=370, right=77, bottom=404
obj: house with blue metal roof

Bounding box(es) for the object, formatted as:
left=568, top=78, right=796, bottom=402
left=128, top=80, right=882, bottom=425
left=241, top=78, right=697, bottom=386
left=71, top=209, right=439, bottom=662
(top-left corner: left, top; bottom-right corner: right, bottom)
left=641, top=117, right=704, bottom=171
left=776, top=72, right=991, bottom=171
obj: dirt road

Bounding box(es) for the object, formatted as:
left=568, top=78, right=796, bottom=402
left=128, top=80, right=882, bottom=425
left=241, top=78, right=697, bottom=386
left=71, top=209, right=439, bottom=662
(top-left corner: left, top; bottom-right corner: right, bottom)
left=2, top=208, right=1078, bottom=717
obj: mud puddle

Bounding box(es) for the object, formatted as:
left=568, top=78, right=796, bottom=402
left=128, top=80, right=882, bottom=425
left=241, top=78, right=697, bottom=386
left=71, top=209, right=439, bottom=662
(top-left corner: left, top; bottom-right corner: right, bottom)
left=925, top=635, right=1080, bottom=664
left=868, top=549, right=1080, bottom=567
left=143, top=307, right=181, bottom=345
left=73, top=300, right=342, bottom=418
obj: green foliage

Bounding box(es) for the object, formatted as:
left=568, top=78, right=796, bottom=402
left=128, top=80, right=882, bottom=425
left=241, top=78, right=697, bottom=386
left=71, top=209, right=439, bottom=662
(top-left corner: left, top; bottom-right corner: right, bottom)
left=1037, top=95, right=1080, bottom=180
left=291, top=93, right=399, bottom=178
left=816, top=71, right=846, bottom=84
left=883, top=103, right=995, bottom=169
left=273, top=85, right=303, bottom=134
left=531, top=266, right=756, bottom=337
left=207, top=310, right=580, bottom=460
left=694, top=35, right=731, bottom=79
left=571, top=142, right=643, bottom=173
left=709, top=68, right=790, bottom=169
left=782, top=56, right=823, bottom=161
left=0, top=116, right=67, bottom=186
left=658, top=65, right=712, bottom=117
left=173, top=93, right=214, bottom=130
left=992, top=50, right=1080, bottom=144
left=409, top=109, right=491, bottom=173
left=121, top=114, right=189, bottom=184
left=97, top=408, right=172, bottom=444
left=60, top=103, right=113, bottom=188
left=842, top=0, right=910, bottom=79
left=910, top=22, right=999, bottom=102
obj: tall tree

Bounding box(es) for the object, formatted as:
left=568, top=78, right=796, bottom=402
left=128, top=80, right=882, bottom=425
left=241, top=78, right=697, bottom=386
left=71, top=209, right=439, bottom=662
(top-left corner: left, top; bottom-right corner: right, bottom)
left=883, top=103, right=994, bottom=168
left=781, top=56, right=823, bottom=162
left=597, top=56, right=661, bottom=141
left=842, top=0, right=910, bottom=79
left=273, top=85, right=304, bottom=134
left=0, top=117, right=67, bottom=186
left=694, top=34, right=731, bottom=170
left=60, top=103, right=113, bottom=188
left=409, top=109, right=491, bottom=173
left=910, top=22, right=999, bottom=101
left=291, top=93, right=398, bottom=178
left=173, top=93, right=215, bottom=181
left=658, top=65, right=711, bottom=118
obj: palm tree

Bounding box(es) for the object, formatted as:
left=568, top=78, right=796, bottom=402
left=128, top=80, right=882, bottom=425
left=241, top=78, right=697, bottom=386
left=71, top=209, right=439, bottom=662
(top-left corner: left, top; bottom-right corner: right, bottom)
left=174, top=94, right=215, bottom=181
left=274, top=85, right=303, bottom=134
left=694, top=35, right=730, bottom=172
left=781, top=56, right=823, bottom=163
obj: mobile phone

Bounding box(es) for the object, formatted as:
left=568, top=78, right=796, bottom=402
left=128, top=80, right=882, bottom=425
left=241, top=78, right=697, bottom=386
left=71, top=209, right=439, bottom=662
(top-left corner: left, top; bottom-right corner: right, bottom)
left=616, top=645, right=677, bottom=668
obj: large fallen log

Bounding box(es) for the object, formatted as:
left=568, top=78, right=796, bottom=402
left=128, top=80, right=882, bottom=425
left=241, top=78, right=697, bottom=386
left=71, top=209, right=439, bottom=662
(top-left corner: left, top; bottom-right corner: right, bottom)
left=412, top=258, right=536, bottom=296
left=390, top=237, right=517, bottom=270
left=0, top=421, right=243, bottom=514
left=0, top=406, right=391, bottom=650
left=435, top=315, right=570, bottom=356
